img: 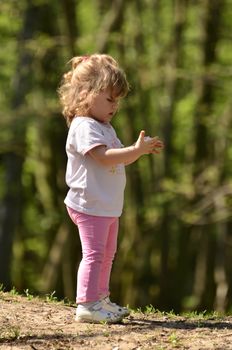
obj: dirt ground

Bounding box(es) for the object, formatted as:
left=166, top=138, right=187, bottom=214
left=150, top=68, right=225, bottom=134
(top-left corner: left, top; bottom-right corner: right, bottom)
left=1, top=292, right=232, bottom=350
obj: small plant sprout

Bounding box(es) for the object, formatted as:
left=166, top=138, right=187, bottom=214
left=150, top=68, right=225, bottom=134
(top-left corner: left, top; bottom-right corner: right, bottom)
left=169, top=332, right=180, bottom=345
left=145, top=304, right=156, bottom=314
left=24, top=289, right=34, bottom=300
left=136, top=306, right=143, bottom=314
left=102, top=329, right=110, bottom=337
left=46, top=291, right=58, bottom=302
left=10, top=326, right=21, bottom=340
left=10, top=286, right=19, bottom=296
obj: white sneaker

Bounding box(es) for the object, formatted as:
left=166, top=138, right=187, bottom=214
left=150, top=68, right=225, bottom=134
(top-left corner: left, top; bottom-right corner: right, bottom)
left=75, top=301, right=122, bottom=324
left=101, top=297, right=130, bottom=317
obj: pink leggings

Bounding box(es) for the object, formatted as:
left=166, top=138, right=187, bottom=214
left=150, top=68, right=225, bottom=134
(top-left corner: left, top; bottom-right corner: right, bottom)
left=67, top=207, right=119, bottom=303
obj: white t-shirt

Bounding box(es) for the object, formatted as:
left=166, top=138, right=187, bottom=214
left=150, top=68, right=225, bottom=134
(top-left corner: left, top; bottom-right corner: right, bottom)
left=64, top=117, right=126, bottom=217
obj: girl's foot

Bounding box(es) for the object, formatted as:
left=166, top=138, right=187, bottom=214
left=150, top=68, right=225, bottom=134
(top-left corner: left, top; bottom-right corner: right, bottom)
left=75, top=301, right=122, bottom=324
left=101, top=296, right=130, bottom=317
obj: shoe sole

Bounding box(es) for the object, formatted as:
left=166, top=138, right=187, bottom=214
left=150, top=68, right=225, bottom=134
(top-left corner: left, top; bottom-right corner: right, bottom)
left=75, top=316, right=123, bottom=324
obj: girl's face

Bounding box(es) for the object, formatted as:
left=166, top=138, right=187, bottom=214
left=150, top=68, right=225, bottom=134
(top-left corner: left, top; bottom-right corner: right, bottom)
left=89, top=89, right=119, bottom=123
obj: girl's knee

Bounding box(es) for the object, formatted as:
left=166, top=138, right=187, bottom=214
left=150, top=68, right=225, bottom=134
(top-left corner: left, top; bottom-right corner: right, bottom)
left=83, top=250, right=104, bottom=263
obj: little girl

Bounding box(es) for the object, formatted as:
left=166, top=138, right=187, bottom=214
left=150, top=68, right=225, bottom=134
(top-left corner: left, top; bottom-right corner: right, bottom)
left=58, top=54, right=163, bottom=323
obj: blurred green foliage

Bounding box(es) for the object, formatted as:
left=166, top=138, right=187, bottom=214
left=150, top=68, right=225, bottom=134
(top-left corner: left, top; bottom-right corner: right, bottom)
left=0, top=0, right=232, bottom=313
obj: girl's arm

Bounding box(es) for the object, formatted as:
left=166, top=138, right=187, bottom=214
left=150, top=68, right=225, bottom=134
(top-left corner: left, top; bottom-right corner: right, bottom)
left=88, top=130, right=164, bottom=166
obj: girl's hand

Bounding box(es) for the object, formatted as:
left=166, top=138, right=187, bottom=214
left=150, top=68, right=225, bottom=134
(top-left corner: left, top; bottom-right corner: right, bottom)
left=134, top=131, right=164, bottom=155
left=151, top=137, right=164, bottom=154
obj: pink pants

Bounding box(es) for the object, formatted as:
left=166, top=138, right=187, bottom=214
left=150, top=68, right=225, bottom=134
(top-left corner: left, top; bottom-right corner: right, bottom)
left=67, top=207, right=119, bottom=303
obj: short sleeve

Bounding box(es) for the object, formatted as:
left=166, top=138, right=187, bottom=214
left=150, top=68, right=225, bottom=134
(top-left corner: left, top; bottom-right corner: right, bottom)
left=73, top=119, right=107, bottom=155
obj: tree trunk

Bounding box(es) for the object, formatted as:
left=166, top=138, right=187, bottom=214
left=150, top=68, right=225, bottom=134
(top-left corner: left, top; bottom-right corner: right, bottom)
left=0, top=0, right=42, bottom=289
left=158, top=0, right=188, bottom=310
left=61, top=0, right=78, bottom=55
left=192, top=0, right=224, bottom=310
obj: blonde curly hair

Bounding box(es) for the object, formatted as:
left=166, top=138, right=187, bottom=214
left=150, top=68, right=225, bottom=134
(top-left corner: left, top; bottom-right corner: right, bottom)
left=58, top=54, right=129, bottom=126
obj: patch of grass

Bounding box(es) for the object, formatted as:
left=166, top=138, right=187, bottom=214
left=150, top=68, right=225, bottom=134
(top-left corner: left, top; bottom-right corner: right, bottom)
left=0, top=285, right=76, bottom=307
left=63, top=296, right=75, bottom=307
left=135, top=306, right=143, bottom=314
left=134, top=305, right=178, bottom=319
left=163, top=309, right=178, bottom=318
left=24, top=288, right=34, bottom=300
left=10, top=326, right=21, bottom=340
left=9, top=286, right=19, bottom=296
left=182, top=310, right=223, bottom=321
left=133, top=305, right=225, bottom=323
left=45, top=290, right=58, bottom=303
left=144, top=304, right=157, bottom=314
left=135, top=305, right=160, bottom=315
left=0, top=326, right=21, bottom=341
left=102, top=329, right=110, bottom=337
left=85, top=324, right=95, bottom=335
left=168, top=332, right=181, bottom=347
